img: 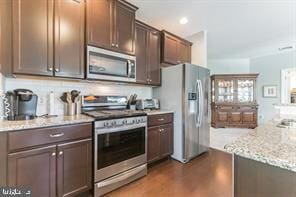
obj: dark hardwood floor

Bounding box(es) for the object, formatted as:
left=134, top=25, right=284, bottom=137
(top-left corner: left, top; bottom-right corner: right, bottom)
left=106, top=149, right=232, bottom=197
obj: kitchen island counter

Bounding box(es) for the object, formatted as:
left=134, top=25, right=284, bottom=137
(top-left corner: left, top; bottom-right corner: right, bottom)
left=225, top=121, right=296, bottom=172
left=0, top=115, right=94, bottom=132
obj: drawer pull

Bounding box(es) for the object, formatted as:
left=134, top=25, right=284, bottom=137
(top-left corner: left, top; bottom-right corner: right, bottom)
left=51, top=152, right=56, bottom=157
left=158, top=118, right=165, bottom=121
left=50, top=133, right=64, bottom=138
left=59, top=151, right=63, bottom=155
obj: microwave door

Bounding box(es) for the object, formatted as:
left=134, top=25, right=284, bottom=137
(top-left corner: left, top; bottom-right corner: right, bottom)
left=89, top=54, right=129, bottom=77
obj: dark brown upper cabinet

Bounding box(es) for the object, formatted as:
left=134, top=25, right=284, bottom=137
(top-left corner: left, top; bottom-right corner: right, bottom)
left=161, top=30, right=192, bottom=66
left=54, top=0, right=85, bottom=79
left=0, top=0, right=12, bottom=75
left=86, top=0, right=137, bottom=55
left=135, top=21, right=161, bottom=86
left=12, top=0, right=54, bottom=76
left=12, top=0, right=85, bottom=79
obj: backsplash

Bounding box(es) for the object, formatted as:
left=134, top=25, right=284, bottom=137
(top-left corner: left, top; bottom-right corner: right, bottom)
left=3, top=77, right=153, bottom=116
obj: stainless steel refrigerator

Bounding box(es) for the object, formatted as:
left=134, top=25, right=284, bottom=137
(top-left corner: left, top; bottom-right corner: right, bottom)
left=153, top=63, right=210, bottom=163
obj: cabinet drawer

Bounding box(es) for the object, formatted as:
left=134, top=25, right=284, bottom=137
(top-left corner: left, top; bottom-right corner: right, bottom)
left=8, top=123, right=92, bottom=152
left=148, top=113, right=173, bottom=127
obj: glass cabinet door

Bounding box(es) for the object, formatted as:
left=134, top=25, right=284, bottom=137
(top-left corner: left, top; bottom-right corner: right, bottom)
left=237, top=79, right=255, bottom=103
left=216, top=79, right=234, bottom=103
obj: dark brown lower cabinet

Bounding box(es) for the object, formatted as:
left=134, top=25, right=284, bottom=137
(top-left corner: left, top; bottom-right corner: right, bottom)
left=159, top=124, right=173, bottom=157
left=6, top=123, right=93, bottom=197
left=147, top=127, right=161, bottom=163
left=147, top=124, right=173, bottom=163
left=147, top=113, right=174, bottom=164
left=8, top=145, right=57, bottom=197
left=57, top=139, right=92, bottom=197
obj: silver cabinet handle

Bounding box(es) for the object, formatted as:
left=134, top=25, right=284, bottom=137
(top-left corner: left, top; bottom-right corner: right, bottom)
left=158, top=118, right=165, bottom=121
left=111, top=43, right=115, bottom=47
left=48, top=67, right=53, bottom=71
left=116, top=44, right=119, bottom=48
left=59, top=151, right=63, bottom=155
left=50, top=132, right=64, bottom=138
left=55, top=68, right=60, bottom=72
left=51, top=152, right=56, bottom=156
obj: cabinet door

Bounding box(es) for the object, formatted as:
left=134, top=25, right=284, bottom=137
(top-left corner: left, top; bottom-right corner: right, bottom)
left=229, top=112, right=242, bottom=124
left=12, top=0, right=54, bottom=76
left=237, top=79, right=256, bottom=103
left=147, top=127, right=160, bottom=163
left=86, top=0, right=112, bottom=49
left=8, top=145, right=56, bottom=197
left=57, top=139, right=92, bottom=197
left=160, top=124, right=173, bottom=157
left=54, top=0, right=85, bottom=79
left=217, top=111, right=229, bottom=123
left=163, top=33, right=178, bottom=65
left=243, top=111, right=257, bottom=124
left=116, top=1, right=136, bottom=55
left=135, top=22, right=148, bottom=84
left=178, top=41, right=191, bottom=63
left=147, top=31, right=161, bottom=86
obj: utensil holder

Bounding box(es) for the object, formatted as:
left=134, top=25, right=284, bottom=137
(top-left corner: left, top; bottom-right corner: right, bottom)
left=76, top=97, right=82, bottom=115
left=64, top=103, right=76, bottom=116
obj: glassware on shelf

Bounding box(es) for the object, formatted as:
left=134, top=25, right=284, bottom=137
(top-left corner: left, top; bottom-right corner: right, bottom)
left=237, top=79, right=254, bottom=103
left=217, top=79, right=234, bottom=103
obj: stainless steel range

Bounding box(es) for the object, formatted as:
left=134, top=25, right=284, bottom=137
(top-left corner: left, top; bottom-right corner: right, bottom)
left=82, top=95, right=147, bottom=196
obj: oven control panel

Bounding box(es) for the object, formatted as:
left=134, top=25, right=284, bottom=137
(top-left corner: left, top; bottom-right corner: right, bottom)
left=95, top=116, right=147, bottom=131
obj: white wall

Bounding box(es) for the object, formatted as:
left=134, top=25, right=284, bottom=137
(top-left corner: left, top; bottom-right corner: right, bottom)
left=187, top=31, right=207, bottom=67
left=3, top=77, right=152, bottom=116
left=208, top=59, right=250, bottom=75
left=250, top=50, right=296, bottom=123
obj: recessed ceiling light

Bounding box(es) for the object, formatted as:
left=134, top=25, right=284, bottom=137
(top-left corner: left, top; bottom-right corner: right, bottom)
left=179, top=17, right=188, bottom=25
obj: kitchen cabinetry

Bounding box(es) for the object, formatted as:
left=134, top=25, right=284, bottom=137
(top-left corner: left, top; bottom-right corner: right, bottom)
left=54, top=0, right=85, bottom=79
left=135, top=21, right=161, bottom=86
left=86, top=0, right=138, bottom=55
left=0, top=0, right=12, bottom=74
left=7, top=123, right=93, bottom=197
left=211, top=74, right=259, bottom=128
left=12, top=0, right=84, bottom=79
left=147, top=113, right=173, bottom=164
left=161, top=31, right=192, bottom=66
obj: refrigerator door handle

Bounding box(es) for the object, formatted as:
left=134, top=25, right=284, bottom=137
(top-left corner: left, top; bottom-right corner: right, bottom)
left=195, top=79, right=202, bottom=127
left=198, top=80, right=204, bottom=127
left=195, top=80, right=203, bottom=128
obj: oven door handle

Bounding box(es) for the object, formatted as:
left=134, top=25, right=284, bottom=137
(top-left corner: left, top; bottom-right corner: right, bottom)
left=96, top=164, right=146, bottom=188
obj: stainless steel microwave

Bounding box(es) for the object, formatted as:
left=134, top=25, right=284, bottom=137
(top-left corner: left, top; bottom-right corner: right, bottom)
left=87, top=46, right=136, bottom=82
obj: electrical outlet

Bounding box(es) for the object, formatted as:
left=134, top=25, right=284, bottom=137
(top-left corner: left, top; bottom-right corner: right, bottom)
left=38, top=95, right=45, bottom=105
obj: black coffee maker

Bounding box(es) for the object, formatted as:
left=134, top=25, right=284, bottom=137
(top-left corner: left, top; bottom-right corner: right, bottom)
left=5, top=89, right=38, bottom=120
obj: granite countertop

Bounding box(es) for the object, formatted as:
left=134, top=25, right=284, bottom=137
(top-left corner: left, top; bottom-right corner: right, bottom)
left=225, top=121, right=296, bottom=172
left=143, top=109, right=174, bottom=115
left=0, top=115, right=94, bottom=132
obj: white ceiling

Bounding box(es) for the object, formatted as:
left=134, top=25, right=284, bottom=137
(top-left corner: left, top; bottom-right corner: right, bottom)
left=128, top=0, right=296, bottom=59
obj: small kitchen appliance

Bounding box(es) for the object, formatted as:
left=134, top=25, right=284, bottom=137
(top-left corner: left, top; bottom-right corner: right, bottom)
left=135, top=99, right=160, bottom=110
left=5, top=89, right=38, bottom=120
left=87, top=46, right=136, bottom=82
left=82, top=95, right=147, bottom=196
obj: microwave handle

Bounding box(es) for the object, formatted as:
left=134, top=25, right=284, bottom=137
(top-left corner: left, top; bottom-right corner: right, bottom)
left=127, top=60, right=132, bottom=77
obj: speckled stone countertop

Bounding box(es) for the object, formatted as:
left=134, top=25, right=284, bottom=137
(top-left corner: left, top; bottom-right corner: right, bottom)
left=225, top=122, right=296, bottom=172
left=143, top=109, right=174, bottom=115
left=0, top=115, right=94, bottom=132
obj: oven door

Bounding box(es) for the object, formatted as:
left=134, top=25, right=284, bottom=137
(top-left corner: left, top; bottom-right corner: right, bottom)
left=94, top=123, right=147, bottom=182
left=87, top=46, right=136, bottom=82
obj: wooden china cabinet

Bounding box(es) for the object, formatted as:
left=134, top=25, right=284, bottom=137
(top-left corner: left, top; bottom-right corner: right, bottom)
left=211, top=74, right=259, bottom=129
